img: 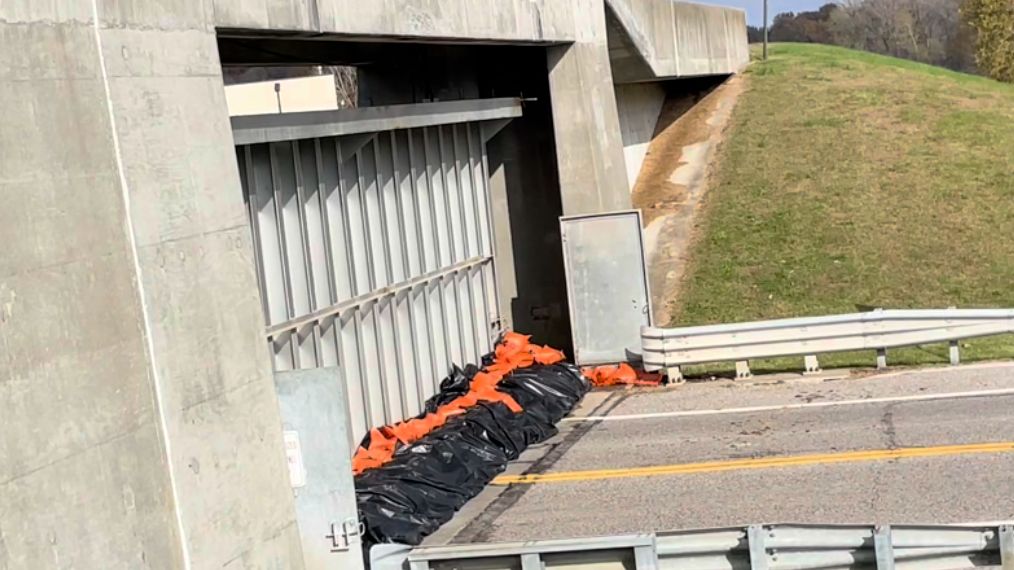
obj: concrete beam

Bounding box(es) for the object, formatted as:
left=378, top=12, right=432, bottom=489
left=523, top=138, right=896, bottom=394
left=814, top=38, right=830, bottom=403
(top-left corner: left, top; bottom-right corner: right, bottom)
left=212, top=0, right=578, bottom=43
left=232, top=97, right=523, bottom=145
left=606, top=0, right=750, bottom=82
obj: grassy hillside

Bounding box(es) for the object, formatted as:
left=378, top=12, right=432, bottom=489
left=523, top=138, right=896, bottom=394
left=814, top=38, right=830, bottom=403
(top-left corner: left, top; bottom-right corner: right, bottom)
left=673, top=43, right=1014, bottom=372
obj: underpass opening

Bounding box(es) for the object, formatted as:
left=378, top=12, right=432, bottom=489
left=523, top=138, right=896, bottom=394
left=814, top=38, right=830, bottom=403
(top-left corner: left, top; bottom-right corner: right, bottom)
left=219, top=35, right=575, bottom=444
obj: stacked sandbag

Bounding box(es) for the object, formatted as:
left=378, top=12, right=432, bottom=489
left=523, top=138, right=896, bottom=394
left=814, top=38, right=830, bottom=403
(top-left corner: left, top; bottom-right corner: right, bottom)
left=353, top=333, right=588, bottom=548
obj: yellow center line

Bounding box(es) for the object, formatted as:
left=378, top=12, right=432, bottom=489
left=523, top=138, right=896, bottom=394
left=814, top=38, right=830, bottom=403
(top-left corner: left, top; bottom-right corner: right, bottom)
left=492, top=441, right=1014, bottom=485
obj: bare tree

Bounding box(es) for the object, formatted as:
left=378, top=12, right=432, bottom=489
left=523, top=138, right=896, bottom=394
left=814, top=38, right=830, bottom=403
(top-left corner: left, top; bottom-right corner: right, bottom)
left=326, top=66, right=359, bottom=108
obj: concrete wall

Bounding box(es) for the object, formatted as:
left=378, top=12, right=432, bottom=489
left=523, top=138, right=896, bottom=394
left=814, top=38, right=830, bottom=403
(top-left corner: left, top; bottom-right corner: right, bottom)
left=614, top=83, right=667, bottom=189
left=0, top=2, right=304, bottom=569
left=607, top=0, right=749, bottom=82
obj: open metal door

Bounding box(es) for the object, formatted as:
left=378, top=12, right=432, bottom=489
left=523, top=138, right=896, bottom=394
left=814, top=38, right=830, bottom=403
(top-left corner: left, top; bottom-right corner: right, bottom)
left=274, top=367, right=363, bottom=570
left=560, top=210, right=653, bottom=365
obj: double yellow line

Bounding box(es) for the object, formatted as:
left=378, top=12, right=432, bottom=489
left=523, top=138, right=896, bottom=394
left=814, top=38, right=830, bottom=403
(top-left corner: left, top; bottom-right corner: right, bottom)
left=493, top=441, right=1014, bottom=485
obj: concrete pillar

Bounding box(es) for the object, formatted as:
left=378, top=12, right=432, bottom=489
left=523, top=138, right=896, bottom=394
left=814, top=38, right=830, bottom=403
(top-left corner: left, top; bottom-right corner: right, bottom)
left=0, top=2, right=303, bottom=568
left=547, top=0, right=632, bottom=215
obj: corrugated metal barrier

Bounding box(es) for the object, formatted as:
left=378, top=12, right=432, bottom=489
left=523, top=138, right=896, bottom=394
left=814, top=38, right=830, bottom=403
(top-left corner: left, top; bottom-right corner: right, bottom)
left=232, top=99, right=521, bottom=444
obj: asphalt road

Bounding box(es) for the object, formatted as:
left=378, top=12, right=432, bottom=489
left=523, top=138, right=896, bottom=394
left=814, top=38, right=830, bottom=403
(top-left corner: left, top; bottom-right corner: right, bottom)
left=429, top=363, right=1014, bottom=545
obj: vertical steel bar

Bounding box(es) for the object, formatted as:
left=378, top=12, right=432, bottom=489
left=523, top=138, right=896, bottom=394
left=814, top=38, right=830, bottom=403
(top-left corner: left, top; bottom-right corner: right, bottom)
left=314, top=139, right=338, bottom=305
left=353, top=306, right=385, bottom=427
left=420, top=281, right=441, bottom=390
left=407, top=128, right=430, bottom=271
left=423, top=127, right=453, bottom=369
left=268, top=143, right=297, bottom=367
left=437, top=126, right=460, bottom=264
left=291, top=140, right=317, bottom=311
left=373, top=134, right=396, bottom=288
left=356, top=147, right=378, bottom=291
left=390, top=131, right=413, bottom=280
left=358, top=143, right=392, bottom=423
left=452, top=125, right=482, bottom=361
left=437, top=127, right=467, bottom=365
left=477, top=124, right=504, bottom=333
left=476, top=262, right=493, bottom=351
left=373, top=133, right=408, bottom=419
left=335, top=140, right=360, bottom=298
left=409, top=129, right=441, bottom=386
left=268, top=143, right=295, bottom=319
left=423, top=127, right=447, bottom=268
left=391, top=131, right=426, bottom=408
left=292, top=141, right=320, bottom=367
left=335, top=311, right=364, bottom=443
left=467, top=122, right=492, bottom=257
left=241, top=146, right=272, bottom=324
left=465, top=124, right=495, bottom=348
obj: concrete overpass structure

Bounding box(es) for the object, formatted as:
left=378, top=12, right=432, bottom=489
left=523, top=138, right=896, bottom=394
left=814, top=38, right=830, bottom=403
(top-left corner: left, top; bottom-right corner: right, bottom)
left=0, top=1, right=746, bottom=568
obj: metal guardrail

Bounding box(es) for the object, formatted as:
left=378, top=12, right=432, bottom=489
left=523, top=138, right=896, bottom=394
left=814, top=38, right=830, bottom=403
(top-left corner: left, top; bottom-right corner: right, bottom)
left=371, top=523, right=1014, bottom=570
left=641, top=309, right=1014, bottom=380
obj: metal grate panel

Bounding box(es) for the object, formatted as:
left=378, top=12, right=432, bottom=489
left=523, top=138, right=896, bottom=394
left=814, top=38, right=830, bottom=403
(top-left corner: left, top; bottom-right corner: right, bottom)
left=236, top=119, right=502, bottom=444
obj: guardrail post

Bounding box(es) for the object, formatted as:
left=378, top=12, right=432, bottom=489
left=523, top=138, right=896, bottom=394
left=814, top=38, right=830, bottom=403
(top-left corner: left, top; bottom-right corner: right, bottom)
left=747, top=525, right=770, bottom=570
left=949, top=340, right=961, bottom=366
left=666, top=366, right=685, bottom=384
left=874, top=525, right=895, bottom=570
left=1000, top=524, right=1014, bottom=570
left=520, top=553, right=541, bottom=570
left=804, top=355, right=821, bottom=375
left=633, top=543, right=659, bottom=570
left=736, top=361, right=752, bottom=380
left=876, top=349, right=888, bottom=370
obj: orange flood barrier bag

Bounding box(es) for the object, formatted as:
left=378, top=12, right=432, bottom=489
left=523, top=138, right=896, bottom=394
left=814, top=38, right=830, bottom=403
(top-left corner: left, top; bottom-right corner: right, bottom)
left=352, top=332, right=566, bottom=475
left=582, top=362, right=663, bottom=387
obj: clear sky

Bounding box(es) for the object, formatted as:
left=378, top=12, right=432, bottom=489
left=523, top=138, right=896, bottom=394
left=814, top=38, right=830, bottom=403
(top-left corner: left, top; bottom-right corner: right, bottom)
left=700, top=0, right=832, bottom=26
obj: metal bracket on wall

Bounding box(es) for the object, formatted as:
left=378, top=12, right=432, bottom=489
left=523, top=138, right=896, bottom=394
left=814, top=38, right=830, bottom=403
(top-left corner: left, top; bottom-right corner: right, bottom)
left=327, top=517, right=362, bottom=553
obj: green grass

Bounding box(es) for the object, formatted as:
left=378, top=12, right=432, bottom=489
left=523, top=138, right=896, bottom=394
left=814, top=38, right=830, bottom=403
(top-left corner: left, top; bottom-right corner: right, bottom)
left=672, top=43, right=1014, bottom=375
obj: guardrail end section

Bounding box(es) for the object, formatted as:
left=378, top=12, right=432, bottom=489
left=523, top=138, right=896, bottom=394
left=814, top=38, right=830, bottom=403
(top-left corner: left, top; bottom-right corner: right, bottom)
left=1000, top=524, right=1014, bottom=570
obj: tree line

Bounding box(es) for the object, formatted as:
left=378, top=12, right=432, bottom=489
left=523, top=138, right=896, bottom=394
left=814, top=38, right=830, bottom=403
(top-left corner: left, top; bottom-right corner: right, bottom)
left=746, top=0, right=1014, bottom=82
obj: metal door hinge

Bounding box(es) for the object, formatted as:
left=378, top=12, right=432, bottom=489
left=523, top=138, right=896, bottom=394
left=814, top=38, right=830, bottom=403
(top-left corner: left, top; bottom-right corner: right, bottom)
left=326, top=517, right=363, bottom=552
